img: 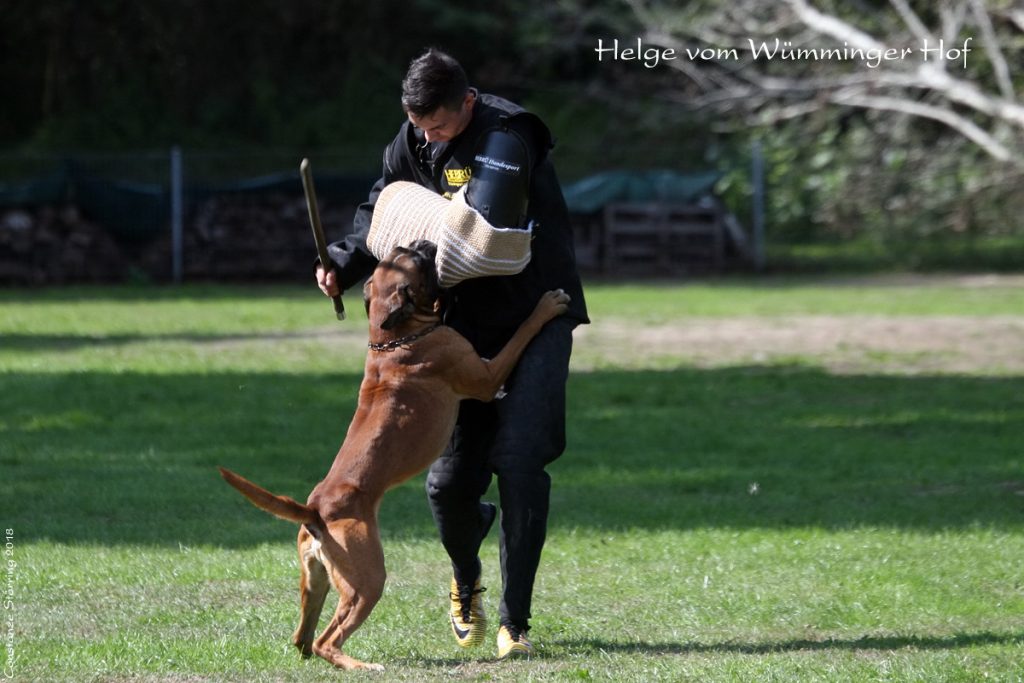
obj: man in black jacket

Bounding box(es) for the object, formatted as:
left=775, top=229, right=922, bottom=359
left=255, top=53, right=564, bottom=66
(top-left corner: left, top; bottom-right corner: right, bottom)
left=316, top=48, right=588, bottom=659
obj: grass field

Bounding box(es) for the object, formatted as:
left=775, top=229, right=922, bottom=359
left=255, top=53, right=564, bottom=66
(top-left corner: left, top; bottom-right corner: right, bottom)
left=2, top=275, right=1023, bottom=681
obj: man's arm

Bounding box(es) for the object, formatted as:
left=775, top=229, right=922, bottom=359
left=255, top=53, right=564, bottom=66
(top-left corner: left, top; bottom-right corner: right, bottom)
left=317, top=176, right=387, bottom=296
left=318, top=130, right=419, bottom=295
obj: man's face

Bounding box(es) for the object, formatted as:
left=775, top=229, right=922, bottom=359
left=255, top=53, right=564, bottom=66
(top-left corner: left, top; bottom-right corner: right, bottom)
left=407, top=91, right=476, bottom=143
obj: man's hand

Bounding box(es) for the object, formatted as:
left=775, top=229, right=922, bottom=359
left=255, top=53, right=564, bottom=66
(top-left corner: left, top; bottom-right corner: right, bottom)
left=316, top=265, right=341, bottom=297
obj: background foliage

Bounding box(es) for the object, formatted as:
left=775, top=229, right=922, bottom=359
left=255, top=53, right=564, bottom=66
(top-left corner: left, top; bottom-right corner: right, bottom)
left=3, top=0, right=1024, bottom=267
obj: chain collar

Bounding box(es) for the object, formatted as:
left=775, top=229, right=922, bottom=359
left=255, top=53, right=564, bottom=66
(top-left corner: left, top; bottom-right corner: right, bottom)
left=367, top=323, right=440, bottom=352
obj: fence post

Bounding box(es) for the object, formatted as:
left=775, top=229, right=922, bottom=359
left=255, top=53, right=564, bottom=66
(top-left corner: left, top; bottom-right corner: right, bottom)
left=170, top=145, right=184, bottom=284
left=751, top=139, right=766, bottom=271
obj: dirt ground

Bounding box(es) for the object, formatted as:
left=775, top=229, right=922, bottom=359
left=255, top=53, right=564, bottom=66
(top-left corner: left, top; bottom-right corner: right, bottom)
left=289, top=275, right=1022, bottom=375
left=572, top=315, right=1024, bottom=374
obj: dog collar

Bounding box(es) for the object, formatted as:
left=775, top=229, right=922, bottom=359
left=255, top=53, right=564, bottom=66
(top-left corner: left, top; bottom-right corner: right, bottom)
left=368, top=323, right=440, bottom=352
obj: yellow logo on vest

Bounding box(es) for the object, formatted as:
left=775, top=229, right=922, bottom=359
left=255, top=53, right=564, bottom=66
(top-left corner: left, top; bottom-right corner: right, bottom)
left=445, top=167, right=472, bottom=187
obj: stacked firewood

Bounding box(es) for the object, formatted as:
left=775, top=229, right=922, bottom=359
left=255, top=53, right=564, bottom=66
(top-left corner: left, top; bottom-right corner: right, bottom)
left=0, top=205, right=127, bottom=285
left=140, top=193, right=355, bottom=281
left=0, top=194, right=357, bottom=284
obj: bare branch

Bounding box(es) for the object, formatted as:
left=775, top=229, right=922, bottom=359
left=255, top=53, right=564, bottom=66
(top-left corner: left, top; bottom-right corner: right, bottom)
left=784, top=0, right=888, bottom=52
left=968, top=0, right=1015, bottom=99
left=623, top=0, right=1024, bottom=163
left=643, top=30, right=738, bottom=92
left=940, top=1, right=969, bottom=46
left=829, top=90, right=1013, bottom=162
left=998, top=7, right=1024, bottom=33
left=889, top=0, right=935, bottom=45
left=911, top=64, right=1024, bottom=129
left=776, top=0, right=1024, bottom=126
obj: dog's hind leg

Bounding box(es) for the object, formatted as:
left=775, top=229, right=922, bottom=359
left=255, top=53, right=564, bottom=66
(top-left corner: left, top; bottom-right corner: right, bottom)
left=311, top=516, right=387, bottom=671
left=293, top=525, right=330, bottom=658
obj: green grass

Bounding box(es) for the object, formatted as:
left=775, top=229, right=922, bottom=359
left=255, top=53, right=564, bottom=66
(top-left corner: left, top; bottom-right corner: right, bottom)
left=2, top=277, right=1023, bottom=681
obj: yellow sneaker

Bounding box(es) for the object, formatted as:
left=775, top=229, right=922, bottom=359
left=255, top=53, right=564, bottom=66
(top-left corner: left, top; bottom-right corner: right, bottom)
left=496, top=624, right=534, bottom=659
left=449, top=577, right=487, bottom=647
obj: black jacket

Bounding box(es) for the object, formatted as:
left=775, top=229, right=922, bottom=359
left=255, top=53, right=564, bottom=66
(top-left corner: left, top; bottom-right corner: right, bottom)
left=326, top=92, right=588, bottom=356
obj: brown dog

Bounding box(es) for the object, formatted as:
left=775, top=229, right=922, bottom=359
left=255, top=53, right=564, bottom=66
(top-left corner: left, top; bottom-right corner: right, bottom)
left=219, top=240, right=569, bottom=671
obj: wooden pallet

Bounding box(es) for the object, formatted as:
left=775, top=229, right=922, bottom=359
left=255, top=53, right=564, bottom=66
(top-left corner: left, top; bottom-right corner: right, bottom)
left=600, top=202, right=725, bottom=274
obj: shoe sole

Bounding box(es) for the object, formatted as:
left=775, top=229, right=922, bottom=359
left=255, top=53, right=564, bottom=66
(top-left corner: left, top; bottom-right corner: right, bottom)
left=497, top=644, right=533, bottom=660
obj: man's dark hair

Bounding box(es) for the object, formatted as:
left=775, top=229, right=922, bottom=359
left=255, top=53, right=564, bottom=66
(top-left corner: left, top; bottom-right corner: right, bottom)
left=401, top=49, right=469, bottom=117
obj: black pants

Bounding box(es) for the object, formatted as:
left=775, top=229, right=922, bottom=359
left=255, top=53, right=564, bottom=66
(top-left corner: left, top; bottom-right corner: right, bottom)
left=425, top=318, right=574, bottom=630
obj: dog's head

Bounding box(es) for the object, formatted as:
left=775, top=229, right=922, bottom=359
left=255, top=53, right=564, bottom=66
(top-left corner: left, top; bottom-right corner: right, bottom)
left=364, top=239, right=443, bottom=331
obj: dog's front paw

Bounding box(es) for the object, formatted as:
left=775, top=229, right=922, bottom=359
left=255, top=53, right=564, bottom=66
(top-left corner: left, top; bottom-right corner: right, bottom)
left=534, top=289, right=570, bottom=321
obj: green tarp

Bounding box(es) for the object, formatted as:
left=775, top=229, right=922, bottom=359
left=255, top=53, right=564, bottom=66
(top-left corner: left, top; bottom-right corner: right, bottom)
left=0, top=162, right=374, bottom=244
left=562, top=169, right=723, bottom=214
left=0, top=169, right=71, bottom=205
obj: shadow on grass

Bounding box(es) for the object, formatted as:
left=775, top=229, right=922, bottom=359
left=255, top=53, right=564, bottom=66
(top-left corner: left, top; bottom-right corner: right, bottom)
left=560, top=631, right=1024, bottom=656
left=0, top=283, right=312, bottom=303
left=0, top=331, right=352, bottom=351
left=2, top=366, right=1022, bottom=547
left=325, top=631, right=1024, bottom=671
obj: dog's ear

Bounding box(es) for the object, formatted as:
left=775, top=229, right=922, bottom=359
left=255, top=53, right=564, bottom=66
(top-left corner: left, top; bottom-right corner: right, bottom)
left=380, top=286, right=416, bottom=330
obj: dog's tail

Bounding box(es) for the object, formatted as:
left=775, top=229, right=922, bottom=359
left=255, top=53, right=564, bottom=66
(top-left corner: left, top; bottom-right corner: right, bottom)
left=219, top=467, right=318, bottom=526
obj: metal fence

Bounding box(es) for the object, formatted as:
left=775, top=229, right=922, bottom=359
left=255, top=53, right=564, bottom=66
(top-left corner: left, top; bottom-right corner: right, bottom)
left=0, top=148, right=379, bottom=285
left=0, top=144, right=765, bottom=284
